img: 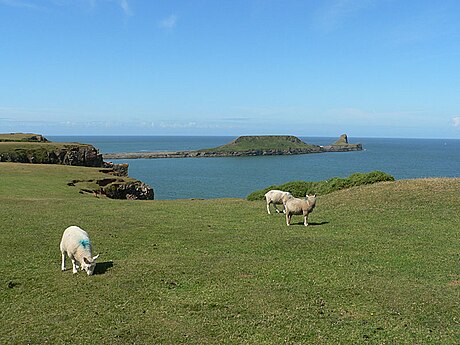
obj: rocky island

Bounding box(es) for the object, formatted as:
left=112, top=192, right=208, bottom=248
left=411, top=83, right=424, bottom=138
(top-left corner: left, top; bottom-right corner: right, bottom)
left=103, top=134, right=362, bottom=160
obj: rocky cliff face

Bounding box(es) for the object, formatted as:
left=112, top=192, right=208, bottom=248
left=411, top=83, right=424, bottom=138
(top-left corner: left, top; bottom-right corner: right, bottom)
left=103, top=180, right=154, bottom=200
left=51, top=144, right=104, bottom=166
left=0, top=144, right=104, bottom=167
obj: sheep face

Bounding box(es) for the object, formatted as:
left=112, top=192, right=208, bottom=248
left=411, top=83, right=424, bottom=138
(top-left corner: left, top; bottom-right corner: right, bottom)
left=82, top=254, right=99, bottom=275
left=306, top=194, right=316, bottom=204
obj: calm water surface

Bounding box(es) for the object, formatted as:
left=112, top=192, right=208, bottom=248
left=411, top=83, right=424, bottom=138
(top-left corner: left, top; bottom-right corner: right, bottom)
left=49, top=136, right=460, bottom=199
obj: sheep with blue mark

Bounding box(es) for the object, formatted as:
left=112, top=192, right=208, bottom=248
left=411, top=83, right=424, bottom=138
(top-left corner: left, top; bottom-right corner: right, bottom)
left=60, top=226, right=99, bottom=275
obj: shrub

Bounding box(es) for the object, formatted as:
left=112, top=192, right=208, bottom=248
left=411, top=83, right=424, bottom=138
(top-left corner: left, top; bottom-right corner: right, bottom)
left=246, top=171, right=395, bottom=200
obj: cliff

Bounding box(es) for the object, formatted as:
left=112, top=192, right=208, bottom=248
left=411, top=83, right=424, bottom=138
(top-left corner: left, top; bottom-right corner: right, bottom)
left=0, top=133, right=154, bottom=200
left=0, top=141, right=104, bottom=167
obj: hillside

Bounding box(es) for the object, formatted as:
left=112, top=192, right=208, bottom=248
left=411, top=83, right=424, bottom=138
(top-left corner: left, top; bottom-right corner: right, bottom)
left=198, top=135, right=321, bottom=153
left=0, top=163, right=458, bottom=344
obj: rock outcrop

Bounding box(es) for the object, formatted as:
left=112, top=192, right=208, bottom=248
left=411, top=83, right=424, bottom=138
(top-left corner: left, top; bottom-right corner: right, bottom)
left=103, top=180, right=154, bottom=200
left=69, top=175, right=154, bottom=200
left=322, top=134, right=362, bottom=152
left=0, top=143, right=104, bottom=167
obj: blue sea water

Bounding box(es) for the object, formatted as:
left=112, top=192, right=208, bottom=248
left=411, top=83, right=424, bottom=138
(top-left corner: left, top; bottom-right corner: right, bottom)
left=49, top=136, right=460, bottom=200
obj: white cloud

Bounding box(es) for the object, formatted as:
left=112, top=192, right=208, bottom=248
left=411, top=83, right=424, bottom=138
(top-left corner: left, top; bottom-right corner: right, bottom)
left=0, top=0, right=133, bottom=15
left=452, top=116, right=460, bottom=127
left=0, top=0, right=38, bottom=9
left=158, top=15, right=177, bottom=29
left=159, top=121, right=197, bottom=129
left=117, top=0, right=132, bottom=16
left=314, top=0, right=375, bottom=32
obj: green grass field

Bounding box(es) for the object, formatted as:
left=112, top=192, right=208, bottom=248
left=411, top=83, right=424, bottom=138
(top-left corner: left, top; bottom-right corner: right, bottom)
left=0, top=163, right=458, bottom=344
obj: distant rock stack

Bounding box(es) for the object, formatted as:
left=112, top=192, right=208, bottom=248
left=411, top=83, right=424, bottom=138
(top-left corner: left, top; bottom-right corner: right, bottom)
left=324, top=134, right=362, bottom=152
left=333, top=134, right=349, bottom=145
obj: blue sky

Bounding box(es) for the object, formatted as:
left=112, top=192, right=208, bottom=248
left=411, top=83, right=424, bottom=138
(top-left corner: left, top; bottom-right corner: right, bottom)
left=1, top=0, right=460, bottom=138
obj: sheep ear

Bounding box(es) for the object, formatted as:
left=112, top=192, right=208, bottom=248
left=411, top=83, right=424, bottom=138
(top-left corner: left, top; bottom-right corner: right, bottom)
left=93, top=254, right=100, bottom=261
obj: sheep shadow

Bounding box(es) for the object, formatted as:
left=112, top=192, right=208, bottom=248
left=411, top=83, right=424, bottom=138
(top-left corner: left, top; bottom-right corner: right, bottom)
left=94, top=261, right=114, bottom=275
left=290, top=221, right=329, bottom=226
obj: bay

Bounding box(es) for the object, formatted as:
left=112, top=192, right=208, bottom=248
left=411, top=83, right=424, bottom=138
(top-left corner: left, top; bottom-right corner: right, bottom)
left=49, top=136, right=460, bottom=200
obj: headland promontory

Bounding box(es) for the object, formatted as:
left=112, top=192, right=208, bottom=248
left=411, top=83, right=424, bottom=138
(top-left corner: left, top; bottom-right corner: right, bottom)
left=103, top=134, right=362, bottom=160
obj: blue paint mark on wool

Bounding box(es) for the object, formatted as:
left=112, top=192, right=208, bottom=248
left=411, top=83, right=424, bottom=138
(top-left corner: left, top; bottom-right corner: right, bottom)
left=79, top=239, right=90, bottom=249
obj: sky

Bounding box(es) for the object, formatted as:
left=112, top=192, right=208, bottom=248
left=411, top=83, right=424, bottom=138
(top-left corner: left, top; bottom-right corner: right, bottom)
left=1, top=0, right=460, bottom=138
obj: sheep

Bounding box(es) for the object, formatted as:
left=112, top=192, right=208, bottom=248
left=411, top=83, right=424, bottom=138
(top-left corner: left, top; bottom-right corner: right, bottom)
left=60, top=226, right=99, bottom=275
left=284, top=194, right=317, bottom=226
left=264, top=189, right=293, bottom=214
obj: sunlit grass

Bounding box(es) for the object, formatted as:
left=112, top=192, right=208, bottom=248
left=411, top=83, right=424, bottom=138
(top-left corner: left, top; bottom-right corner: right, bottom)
left=0, top=163, right=458, bottom=344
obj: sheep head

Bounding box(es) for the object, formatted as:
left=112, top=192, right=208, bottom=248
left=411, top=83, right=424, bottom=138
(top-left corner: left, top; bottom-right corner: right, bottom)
left=82, top=254, right=100, bottom=275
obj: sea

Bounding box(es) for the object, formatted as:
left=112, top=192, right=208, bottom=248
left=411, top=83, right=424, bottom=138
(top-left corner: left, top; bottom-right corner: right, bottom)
left=48, top=136, right=460, bottom=200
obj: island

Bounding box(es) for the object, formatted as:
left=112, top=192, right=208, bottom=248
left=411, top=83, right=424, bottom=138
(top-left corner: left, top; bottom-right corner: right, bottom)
left=103, top=134, right=362, bottom=160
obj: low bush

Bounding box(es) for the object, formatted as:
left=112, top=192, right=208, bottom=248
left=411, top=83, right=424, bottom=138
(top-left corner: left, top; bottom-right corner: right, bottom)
left=247, top=170, right=394, bottom=200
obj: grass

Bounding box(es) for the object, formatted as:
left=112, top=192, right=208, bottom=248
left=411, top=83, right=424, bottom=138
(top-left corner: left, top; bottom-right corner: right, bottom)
left=0, top=133, right=48, bottom=142
left=0, top=163, right=459, bottom=344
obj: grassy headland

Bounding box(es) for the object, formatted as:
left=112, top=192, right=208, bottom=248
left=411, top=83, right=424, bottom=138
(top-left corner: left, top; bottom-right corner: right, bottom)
left=0, top=163, right=458, bottom=344
left=0, top=133, right=103, bottom=166
left=0, top=132, right=48, bottom=142
left=198, top=135, right=320, bottom=153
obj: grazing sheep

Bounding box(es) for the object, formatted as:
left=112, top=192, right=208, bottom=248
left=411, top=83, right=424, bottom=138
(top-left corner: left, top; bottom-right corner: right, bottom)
left=284, top=194, right=317, bottom=226
left=60, top=226, right=99, bottom=275
left=264, top=189, right=293, bottom=214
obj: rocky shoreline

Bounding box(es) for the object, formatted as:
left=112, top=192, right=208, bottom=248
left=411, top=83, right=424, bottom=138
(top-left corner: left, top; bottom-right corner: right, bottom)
left=103, top=143, right=363, bottom=160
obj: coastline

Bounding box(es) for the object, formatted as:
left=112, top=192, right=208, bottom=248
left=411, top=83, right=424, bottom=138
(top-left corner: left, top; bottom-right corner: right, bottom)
left=103, top=144, right=363, bottom=160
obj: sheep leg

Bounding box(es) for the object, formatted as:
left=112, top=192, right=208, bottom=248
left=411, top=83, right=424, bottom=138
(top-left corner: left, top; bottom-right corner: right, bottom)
left=71, top=259, right=79, bottom=274
left=304, top=214, right=309, bottom=227
left=266, top=202, right=271, bottom=215
left=61, top=252, right=66, bottom=271
left=286, top=213, right=290, bottom=226
left=274, top=204, right=282, bottom=213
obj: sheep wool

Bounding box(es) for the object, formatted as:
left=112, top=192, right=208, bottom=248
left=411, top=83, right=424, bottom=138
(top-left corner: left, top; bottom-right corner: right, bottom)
left=284, top=194, right=317, bottom=226
left=60, top=226, right=99, bottom=275
left=264, top=190, right=293, bottom=214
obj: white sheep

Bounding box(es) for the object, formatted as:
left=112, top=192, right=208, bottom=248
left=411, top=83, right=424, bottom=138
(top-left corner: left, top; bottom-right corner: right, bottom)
left=284, top=194, right=317, bottom=226
left=264, top=189, right=293, bottom=214
left=60, top=226, right=99, bottom=275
